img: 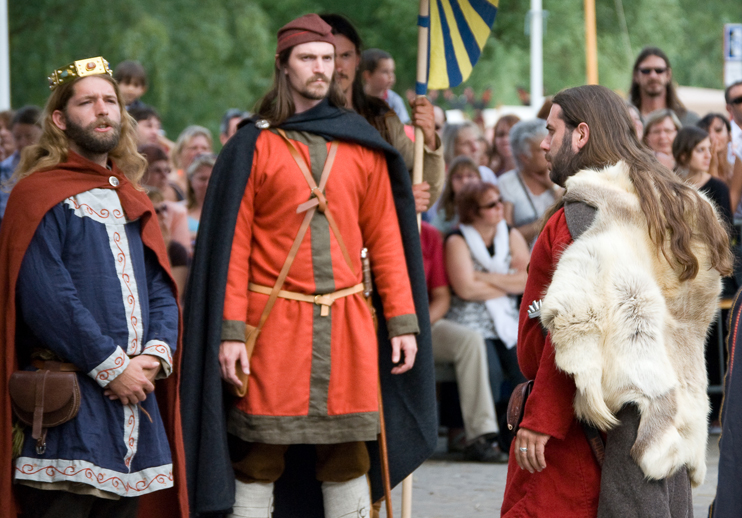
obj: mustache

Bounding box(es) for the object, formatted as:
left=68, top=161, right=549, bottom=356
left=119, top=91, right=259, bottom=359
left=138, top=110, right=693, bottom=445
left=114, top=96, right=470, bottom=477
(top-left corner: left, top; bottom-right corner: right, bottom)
left=88, top=116, right=117, bottom=129
left=306, top=74, right=331, bottom=85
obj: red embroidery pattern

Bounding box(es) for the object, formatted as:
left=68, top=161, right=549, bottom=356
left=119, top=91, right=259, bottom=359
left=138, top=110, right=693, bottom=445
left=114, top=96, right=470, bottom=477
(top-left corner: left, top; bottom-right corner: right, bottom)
left=144, top=342, right=172, bottom=366
left=95, top=349, right=126, bottom=382
left=124, top=406, right=138, bottom=469
left=15, top=463, right=173, bottom=494
left=68, top=197, right=124, bottom=221
left=114, top=232, right=139, bottom=353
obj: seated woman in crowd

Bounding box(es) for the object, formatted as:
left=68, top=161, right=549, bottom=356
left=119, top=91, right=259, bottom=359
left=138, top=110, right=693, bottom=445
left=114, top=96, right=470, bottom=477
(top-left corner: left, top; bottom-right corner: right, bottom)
left=147, top=189, right=189, bottom=298
left=488, top=114, right=519, bottom=177
left=429, top=156, right=481, bottom=235
left=139, top=144, right=192, bottom=256
left=498, top=119, right=560, bottom=249
left=698, top=113, right=735, bottom=183
left=643, top=109, right=681, bottom=169
left=442, top=121, right=497, bottom=184
left=170, top=125, right=212, bottom=195
left=444, top=182, right=528, bottom=424
left=672, top=126, right=733, bottom=231
left=420, top=220, right=505, bottom=462
left=186, top=153, right=216, bottom=243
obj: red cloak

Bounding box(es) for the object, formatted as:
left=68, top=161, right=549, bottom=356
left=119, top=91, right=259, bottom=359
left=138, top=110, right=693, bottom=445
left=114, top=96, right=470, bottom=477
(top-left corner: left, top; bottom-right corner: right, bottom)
left=0, top=151, right=188, bottom=518
left=501, top=208, right=601, bottom=518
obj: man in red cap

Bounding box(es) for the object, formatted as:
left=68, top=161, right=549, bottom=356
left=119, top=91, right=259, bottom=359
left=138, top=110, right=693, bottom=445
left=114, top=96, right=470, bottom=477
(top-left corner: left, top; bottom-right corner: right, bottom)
left=181, top=13, right=436, bottom=518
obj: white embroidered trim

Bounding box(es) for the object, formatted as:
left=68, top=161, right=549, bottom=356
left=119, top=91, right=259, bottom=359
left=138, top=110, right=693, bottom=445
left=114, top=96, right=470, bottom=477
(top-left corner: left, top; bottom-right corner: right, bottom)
left=123, top=405, right=140, bottom=471
left=88, top=346, right=130, bottom=388
left=65, top=189, right=144, bottom=355
left=142, top=340, right=173, bottom=378
left=14, top=457, right=173, bottom=497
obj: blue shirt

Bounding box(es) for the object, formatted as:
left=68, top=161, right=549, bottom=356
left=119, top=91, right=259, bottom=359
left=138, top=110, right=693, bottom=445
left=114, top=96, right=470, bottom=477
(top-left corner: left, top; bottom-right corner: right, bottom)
left=0, top=151, right=19, bottom=220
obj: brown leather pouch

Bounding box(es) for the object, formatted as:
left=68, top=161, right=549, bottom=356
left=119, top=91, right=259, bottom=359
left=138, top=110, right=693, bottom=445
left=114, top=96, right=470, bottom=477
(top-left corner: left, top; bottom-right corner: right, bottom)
left=228, top=324, right=259, bottom=398
left=9, top=366, right=81, bottom=454
left=507, top=380, right=534, bottom=434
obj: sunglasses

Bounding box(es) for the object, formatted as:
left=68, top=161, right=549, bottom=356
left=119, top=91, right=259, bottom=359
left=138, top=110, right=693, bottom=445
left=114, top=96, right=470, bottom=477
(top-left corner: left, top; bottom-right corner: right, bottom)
left=730, top=96, right=742, bottom=106
left=479, top=199, right=502, bottom=210
left=638, top=67, right=667, bottom=75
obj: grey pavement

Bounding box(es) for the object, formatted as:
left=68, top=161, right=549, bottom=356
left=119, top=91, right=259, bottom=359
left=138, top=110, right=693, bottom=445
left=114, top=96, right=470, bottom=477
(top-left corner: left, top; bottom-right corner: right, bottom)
left=380, top=435, right=720, bottom=518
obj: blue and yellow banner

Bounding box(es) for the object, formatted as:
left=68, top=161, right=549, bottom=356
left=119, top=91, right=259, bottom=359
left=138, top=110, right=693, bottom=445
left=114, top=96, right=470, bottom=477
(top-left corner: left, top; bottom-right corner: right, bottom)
left=418, top=0, right=499, bottom=93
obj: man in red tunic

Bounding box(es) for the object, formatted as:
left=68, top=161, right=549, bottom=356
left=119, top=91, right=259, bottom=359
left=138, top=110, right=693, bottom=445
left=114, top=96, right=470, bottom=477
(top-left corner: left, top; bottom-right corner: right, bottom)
left=181, top=14, right=435, bottom=518
left=501, top=85, right=731, bottom=517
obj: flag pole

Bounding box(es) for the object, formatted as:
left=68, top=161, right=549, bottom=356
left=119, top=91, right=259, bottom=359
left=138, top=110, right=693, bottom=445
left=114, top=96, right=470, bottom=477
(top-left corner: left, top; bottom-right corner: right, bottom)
left=413, top=0, right=430, bottom=189
left=399, top=1, right=429, bottom=515
left=584, top=0, right=598, bottom=84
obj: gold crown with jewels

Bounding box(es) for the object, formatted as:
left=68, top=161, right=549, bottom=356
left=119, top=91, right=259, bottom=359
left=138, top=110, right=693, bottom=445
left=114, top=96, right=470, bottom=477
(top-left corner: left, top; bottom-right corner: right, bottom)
left=48, top=56, right=113, bottom=90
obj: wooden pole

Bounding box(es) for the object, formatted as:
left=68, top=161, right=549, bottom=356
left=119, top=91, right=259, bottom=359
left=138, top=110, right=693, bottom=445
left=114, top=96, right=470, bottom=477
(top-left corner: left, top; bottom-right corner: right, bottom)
left=584, top=0, right=598, bottom=85
left=413, top=0, right=430, bottom=188
left=401, top=476, right=413, bottom=518
left=377, top=380, right=394, bottom=518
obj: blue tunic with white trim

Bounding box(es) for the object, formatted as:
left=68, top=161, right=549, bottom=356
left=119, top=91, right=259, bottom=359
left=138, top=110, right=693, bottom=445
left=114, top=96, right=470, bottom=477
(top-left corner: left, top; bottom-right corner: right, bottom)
left=13, top=188, right=179, bottom=498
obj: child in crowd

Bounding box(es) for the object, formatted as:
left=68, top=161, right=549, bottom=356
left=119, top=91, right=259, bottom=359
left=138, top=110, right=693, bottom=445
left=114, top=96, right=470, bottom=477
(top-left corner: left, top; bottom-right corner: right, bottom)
left=361, top=48, right=411, bottom=124
left=113, top=60, right=148, bottom=109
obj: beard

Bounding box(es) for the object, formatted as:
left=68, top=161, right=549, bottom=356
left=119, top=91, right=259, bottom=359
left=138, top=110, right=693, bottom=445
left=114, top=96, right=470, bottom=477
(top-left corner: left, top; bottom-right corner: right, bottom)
left=294, top=74, right=331, bottom=101
left=547, top=130, right=581, bottom=187
left=64, top=115, right=121, bottom=155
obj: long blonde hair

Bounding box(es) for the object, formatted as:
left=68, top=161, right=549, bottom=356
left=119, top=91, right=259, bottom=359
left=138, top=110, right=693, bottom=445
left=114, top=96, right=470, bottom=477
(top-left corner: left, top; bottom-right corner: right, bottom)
left=13, top=74, right=146, bottom=186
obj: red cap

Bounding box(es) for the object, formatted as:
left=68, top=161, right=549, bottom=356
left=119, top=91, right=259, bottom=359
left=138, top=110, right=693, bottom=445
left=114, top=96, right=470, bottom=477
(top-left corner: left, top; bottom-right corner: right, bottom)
left=276, top=14, right=335, bottom=55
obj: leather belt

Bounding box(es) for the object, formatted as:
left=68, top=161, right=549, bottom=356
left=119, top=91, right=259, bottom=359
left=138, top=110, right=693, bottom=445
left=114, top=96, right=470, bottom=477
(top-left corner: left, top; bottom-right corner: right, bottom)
left=248, top=282, right=364, bottom=317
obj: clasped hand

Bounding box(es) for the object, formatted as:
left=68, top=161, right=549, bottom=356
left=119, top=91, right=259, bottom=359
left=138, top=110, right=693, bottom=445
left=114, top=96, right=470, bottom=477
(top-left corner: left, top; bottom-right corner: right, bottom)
left=104, top=355, right=161, bottom=405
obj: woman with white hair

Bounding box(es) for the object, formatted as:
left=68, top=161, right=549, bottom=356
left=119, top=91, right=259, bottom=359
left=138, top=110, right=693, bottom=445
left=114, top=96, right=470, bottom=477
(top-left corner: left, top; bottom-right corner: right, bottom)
left=497, top=119, right=561, bottom=248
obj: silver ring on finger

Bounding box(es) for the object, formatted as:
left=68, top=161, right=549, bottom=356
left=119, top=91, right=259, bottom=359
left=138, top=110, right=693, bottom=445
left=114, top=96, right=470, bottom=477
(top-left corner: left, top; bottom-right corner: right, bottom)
left=519, top=447, right=528, bottom=452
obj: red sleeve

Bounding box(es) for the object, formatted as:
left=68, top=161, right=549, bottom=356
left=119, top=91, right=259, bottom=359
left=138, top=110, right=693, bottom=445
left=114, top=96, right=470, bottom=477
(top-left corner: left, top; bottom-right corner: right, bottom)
left=420, top=221, right=448, bottom=293
left=517, top=209, right=577, bottom=440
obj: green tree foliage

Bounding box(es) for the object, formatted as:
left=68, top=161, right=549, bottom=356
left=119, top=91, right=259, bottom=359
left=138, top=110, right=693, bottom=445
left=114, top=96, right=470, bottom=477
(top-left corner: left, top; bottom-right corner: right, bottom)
left=8, top=0, right=740, bottom=142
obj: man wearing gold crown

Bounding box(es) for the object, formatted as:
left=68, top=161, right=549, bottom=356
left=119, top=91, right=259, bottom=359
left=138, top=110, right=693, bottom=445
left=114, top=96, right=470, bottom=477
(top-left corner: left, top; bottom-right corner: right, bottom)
left=0, top=58, right=187, bottom=518
left=181, top=13, right=436, bottom=518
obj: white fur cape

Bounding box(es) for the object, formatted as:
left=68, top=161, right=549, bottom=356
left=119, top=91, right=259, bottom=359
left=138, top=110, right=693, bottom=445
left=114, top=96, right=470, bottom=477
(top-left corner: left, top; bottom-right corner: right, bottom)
left=540, top=161, right=722, bottom=487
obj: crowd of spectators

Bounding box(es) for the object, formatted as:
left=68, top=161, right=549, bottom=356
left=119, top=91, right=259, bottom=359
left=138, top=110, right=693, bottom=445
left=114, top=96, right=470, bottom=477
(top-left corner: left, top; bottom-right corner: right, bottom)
left=1, top=43, right=741, bottom=464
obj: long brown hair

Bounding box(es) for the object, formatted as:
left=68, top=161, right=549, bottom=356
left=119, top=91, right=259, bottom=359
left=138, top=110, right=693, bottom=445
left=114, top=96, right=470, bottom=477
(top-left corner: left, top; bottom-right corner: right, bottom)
left=440, top=156, right=480, bottom=220
left=320, top=13, right=394, bottom=142
left=13, top=74, right=146, bottom=186
left=629, top=47, right=687, bottom=117
left=255, top=47, right=347, bottom=126
left=546, top=85, right=731, bottom=281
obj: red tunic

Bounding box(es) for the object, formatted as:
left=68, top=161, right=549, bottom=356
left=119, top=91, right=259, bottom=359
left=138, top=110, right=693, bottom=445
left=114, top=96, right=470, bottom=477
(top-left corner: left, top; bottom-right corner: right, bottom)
left=222, top=130, right=417, bottom=444
left=501, top=209, right=601, bottom=518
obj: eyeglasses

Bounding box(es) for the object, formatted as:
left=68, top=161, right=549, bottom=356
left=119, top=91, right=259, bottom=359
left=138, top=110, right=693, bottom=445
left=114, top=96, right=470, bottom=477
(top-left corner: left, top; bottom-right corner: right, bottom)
left=479, top=199, right=502, bottom=210
left=638, top=67, right=668, bottom=75
left=730, top=96, right=742, bottom=106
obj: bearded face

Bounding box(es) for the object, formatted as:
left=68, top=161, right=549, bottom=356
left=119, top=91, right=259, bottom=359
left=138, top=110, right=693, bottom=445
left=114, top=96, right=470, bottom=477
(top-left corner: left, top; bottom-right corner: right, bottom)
left=63, top=113, right=121, bottom=155
left=546, top=128, right=578, bottom=188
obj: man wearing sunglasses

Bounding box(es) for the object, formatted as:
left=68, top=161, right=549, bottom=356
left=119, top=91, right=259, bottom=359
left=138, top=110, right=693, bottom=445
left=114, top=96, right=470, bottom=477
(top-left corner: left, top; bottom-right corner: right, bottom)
left=725, top=80, right=742, bottom=158
left=629, top=46, right=699, bottom=126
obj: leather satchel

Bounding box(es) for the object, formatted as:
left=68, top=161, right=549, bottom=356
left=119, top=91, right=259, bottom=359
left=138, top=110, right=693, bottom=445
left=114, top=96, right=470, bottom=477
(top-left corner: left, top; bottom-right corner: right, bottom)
left=9, top=366, right=81, bottom=454
left=506, top=380, right=534, bottom=434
